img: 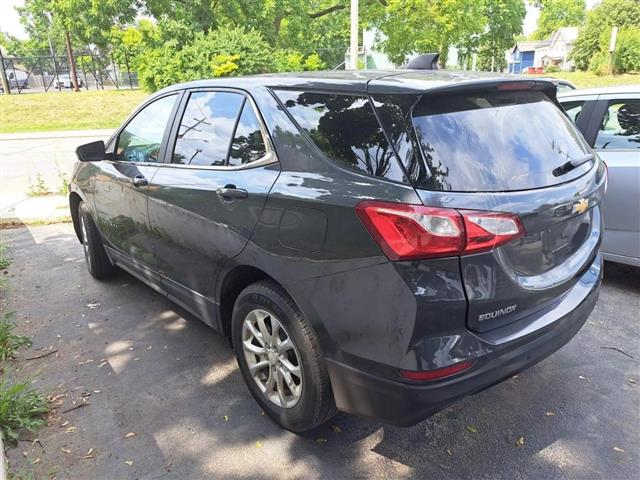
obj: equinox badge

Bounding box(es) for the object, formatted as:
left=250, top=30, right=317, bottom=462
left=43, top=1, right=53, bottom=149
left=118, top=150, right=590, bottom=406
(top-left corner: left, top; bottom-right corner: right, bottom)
left=479, top=305, right=517, bottom=322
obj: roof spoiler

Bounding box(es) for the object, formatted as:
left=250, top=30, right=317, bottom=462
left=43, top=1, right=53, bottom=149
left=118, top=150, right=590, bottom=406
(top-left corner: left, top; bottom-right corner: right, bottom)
left=404, top=53, right=440, bottom=70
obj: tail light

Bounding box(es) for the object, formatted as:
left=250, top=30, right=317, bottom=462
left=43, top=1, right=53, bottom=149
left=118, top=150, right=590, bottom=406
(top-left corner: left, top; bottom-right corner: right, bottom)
left=355, top=200, right=525, bottom=260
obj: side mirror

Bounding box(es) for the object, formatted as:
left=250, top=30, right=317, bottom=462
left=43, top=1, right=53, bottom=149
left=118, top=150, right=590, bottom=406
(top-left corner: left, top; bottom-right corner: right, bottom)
left=76, top=140, right=106, bottom=162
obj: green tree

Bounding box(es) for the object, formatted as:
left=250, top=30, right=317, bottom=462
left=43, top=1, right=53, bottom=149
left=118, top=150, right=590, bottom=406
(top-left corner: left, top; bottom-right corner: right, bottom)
left=137, top=26, right=273, bottom=91
left=532, top=0, right=586, bottom=40
left=570, top=0, right=640, bottom=71
left=373, top=0, right=486, bottom=66
left=476, top=0, right=527, bottom=71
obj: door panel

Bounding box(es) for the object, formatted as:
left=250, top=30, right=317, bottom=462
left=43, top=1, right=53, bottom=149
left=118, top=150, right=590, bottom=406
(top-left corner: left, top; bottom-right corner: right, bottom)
left=93, top=93, right=179, bottom=264
left=146, top=89, right=280, bottom=322
left=593, top=98, right=640, bottom=261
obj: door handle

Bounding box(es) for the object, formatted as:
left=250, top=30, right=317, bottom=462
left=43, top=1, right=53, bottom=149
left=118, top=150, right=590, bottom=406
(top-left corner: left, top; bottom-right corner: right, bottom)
left=216, top=185, right=248, bottom=200
left=131, top=174, right=148, bottom=187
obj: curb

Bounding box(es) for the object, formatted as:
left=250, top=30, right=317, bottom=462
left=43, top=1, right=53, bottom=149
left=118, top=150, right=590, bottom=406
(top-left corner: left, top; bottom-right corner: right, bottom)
left=0, top=129, right=114, bottom=141
left=1, top=216, right=72, bottom=229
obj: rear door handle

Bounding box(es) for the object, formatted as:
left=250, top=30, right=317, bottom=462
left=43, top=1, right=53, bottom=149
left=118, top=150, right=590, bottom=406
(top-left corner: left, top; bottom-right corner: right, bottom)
left=131, top=174, right=148, bottom=187
left=216, top=185, right=248, bottom=200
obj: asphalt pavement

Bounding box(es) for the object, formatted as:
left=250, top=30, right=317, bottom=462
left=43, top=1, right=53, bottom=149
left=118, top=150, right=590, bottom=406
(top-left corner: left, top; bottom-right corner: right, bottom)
left=0, top=130, right=111, bottom=210
left=2, top=223, right=639, bottom=479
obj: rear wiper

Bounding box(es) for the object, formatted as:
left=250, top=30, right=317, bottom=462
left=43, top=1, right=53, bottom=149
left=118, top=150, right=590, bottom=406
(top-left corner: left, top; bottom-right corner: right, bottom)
left=552, top=153, right=595, bottom=177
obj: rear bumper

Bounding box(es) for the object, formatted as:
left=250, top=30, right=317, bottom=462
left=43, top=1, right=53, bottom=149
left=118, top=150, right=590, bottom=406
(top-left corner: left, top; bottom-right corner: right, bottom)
left=327, top=254, right=602, bottom=427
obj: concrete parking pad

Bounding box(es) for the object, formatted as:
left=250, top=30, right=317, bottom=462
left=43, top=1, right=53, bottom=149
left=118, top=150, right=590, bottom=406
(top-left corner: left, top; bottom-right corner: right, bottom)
left=2, top=223, right=639, bottom=479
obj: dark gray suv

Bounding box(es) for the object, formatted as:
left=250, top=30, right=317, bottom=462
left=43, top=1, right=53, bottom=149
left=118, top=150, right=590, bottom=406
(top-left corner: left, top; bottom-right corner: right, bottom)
left=70, top=70, right=606, bottom=432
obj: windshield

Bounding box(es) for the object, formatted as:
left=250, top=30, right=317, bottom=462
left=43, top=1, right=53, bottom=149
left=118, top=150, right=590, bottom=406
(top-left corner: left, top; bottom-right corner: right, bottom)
left=412, top=90, right=594, bottom=192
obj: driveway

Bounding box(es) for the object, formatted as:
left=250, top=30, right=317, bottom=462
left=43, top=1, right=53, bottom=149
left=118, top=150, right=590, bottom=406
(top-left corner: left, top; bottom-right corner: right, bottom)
left=2, top=223, right=639, bottom=479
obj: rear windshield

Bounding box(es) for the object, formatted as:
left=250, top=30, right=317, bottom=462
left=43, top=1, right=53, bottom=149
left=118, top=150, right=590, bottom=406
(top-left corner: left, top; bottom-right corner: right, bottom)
left=412, top=91, right=594, bottom=192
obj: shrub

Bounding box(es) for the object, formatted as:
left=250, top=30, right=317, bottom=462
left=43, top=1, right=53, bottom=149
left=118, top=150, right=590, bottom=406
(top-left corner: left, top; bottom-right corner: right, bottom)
left=614, top=27, right=640, bottom=73
left=273, top=50, right=325, bottom=72
left=138, top=26, right=273, bottom=91
left=545, top=65, right=560, bottom=73
left=589, top=51, right=611, bottom=75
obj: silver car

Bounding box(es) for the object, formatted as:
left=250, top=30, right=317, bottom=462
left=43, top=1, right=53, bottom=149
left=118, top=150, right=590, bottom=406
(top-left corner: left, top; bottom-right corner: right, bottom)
left=559, top=86, right=640, bottom=267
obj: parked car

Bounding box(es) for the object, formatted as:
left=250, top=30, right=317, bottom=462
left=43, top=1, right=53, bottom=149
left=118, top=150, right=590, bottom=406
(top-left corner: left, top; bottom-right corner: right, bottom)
left=542, top=77, right=577, bottom=92
left=559, top=86, right=639, bottom=267
left=55, top=74, right=84, bottom=89
left=70, top=71, right=605, bottom=431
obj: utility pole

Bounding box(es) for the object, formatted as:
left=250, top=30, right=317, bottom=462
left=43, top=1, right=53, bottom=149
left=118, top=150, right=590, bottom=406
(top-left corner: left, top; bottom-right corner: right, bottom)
left=349, top=0, right=359, bottom=70
left=0, top=48, right=10, bottom=94
left=608, top=26, right=618, bottom=75
left=64, top=29, right=80, bottom=92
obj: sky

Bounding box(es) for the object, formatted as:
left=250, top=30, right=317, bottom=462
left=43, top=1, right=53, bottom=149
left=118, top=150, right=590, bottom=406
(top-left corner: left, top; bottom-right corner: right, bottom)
left=1, top=0, right=602, bottom=41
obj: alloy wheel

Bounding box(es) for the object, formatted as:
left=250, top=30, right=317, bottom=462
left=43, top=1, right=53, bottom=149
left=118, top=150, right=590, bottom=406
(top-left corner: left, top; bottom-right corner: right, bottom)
left=242, top=308, right=303, bottom=408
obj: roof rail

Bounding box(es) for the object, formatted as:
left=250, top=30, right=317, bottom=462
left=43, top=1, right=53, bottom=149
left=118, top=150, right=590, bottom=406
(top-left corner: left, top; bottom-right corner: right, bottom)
left=404, top=53, right=440, bottom=70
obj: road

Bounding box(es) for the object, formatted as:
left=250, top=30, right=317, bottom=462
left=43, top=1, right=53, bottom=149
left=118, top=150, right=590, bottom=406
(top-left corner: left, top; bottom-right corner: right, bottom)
left=2, top=223, right=639, bottom=479
left=0, top=131, right=111, bottom=209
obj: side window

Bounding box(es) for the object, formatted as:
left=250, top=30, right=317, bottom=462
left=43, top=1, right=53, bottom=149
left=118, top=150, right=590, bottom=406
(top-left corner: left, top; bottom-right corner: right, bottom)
left=595, top=100, right=640, bottom=150
left=116, top=94, right=177, bottom=163
left=276, top=90, right=406, bottom=183
left=228, top=101, right=267, bottom=166
left=173, top=91, right=244, bottom=166
left=561, top=100, right=585, bottom=124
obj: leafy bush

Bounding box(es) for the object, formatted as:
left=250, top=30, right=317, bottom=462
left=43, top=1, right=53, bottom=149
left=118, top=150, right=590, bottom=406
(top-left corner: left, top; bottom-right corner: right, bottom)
left=0, top=376, right=49, bottom=445
left=545, top=65, right=560, bottom=73
left=0, top=313, right=32, bottom=362
left=273, top=50, right=326, bottom=72
left=589, top=51, right=611, bottom=75
left=614, top=28, right=640, bottom=73
left=138, top=26, right=273, bottom=91
left=571, top=0, right=640, bottom=71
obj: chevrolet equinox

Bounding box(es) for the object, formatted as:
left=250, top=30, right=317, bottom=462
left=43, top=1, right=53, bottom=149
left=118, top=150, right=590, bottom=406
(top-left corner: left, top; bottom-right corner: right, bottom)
left=70, top=70, right=606, bottom=432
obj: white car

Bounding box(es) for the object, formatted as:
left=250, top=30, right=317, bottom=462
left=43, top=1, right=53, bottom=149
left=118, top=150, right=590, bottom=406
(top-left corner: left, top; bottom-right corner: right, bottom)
left=559, top=86, right=640, bottom=267
left=55, top=74, right=84, bottom=89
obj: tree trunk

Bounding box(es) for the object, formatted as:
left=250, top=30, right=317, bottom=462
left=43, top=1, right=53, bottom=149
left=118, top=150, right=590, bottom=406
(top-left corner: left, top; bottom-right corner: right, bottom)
left=64, top=29, right=80, bottom=92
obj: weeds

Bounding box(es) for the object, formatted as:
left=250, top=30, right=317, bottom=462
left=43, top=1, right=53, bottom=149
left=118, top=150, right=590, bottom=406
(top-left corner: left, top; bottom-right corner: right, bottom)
left=0, top=244, right=9, bottom=270
left=57, top=168, right=70, bottom=196
left=26, top=174, right=49, bottom=197
left=0, top=376, right=49, bottom=445
left=0, top=313, right=32, bottom=363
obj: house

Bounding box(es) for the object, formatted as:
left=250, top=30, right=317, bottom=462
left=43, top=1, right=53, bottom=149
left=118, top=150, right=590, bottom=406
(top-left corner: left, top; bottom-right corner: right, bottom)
left=506, top=27, right=579, bottom=74
left=534, top=27, right=579, bottom=71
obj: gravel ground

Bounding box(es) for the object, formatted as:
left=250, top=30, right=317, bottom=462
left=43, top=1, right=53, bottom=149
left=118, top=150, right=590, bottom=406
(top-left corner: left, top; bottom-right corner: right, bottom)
left=2, top=223, right=639, bottom=479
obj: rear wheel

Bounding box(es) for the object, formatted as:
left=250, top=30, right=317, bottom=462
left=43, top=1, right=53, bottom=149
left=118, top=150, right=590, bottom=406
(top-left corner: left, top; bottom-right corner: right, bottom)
left=78, top=201, right=116, bottom=279
left=232, top=280, right=336, bottom=432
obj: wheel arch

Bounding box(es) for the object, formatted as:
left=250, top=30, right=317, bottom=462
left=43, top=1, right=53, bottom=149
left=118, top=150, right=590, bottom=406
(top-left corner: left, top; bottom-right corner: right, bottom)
left=217, top=264, right=285, bottom=340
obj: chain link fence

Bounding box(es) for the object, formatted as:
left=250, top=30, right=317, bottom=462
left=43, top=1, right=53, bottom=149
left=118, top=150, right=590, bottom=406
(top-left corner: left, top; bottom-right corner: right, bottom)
left=1, top=48, right=138, bottom=94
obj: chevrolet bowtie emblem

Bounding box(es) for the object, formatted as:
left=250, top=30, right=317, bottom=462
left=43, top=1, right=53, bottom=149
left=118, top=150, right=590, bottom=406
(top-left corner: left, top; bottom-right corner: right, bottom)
left=572, top=198, right=589, bottom=215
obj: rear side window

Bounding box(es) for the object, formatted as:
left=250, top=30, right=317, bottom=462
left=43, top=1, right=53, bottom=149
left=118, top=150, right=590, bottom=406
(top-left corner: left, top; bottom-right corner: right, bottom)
left=228, top=101, right=267, bottom=166
left=412, top=91, right=594, bottom=192
left=276, top=90, right=406, bottom=183
left=172, top=91, right=244, bottom=166
left=595, top=100, right=640, bottom=150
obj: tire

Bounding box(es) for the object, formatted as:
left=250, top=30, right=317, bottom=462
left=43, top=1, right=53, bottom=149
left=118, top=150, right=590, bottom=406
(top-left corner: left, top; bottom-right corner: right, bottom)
left=232, top=280, right=336, bottom=432
left=78, top=201, right=116, bottom=279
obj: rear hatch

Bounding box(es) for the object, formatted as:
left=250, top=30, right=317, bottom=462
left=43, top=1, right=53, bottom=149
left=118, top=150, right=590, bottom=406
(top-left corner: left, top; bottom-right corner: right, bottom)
left=383, top=82, right=606, bottom=332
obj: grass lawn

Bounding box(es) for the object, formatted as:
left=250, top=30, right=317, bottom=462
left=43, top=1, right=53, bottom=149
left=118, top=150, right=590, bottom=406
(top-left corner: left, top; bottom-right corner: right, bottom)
left=0, top=89, right=148, bottom=133
left=531, top=71, right=640, bottom=89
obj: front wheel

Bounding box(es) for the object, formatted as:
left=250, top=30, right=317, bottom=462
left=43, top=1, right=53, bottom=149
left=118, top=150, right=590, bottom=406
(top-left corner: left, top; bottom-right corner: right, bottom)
left=78, top=201, right=116, bottom=279
left=232, top=280, right=336, bottom=432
